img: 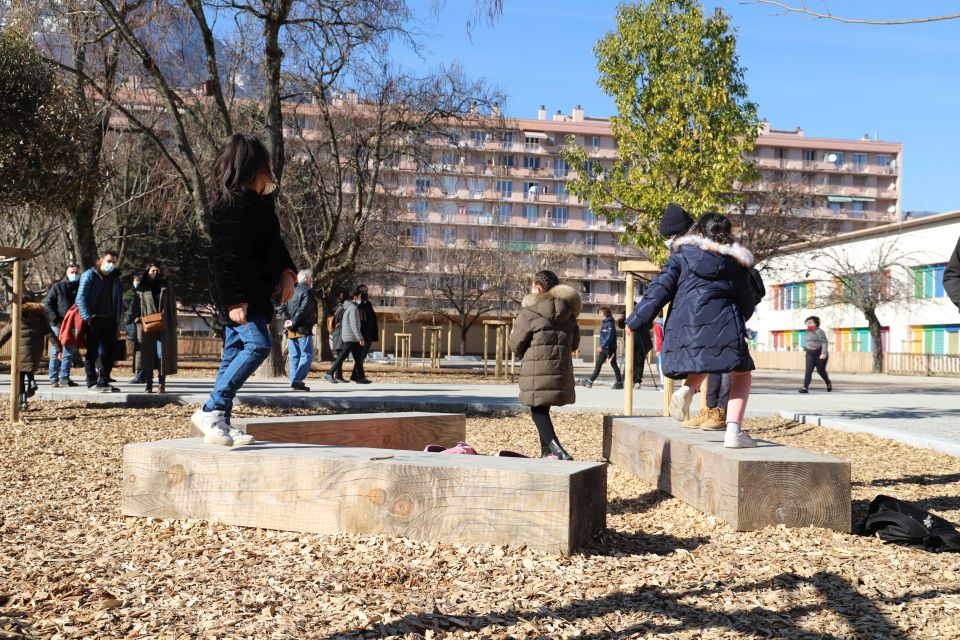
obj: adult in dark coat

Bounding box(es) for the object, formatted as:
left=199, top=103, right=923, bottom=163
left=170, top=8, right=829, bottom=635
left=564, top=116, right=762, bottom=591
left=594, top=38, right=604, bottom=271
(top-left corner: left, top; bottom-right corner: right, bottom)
left=75, top=249, right=123, bottom=391
left=192, top=133, right=297, bottom=447
left=0, top=303, right=52, bottom=410
left=124, top=274, right=144, bottom=383
left=134, top=265, right=179, bottom=393
left=626, top=213, right=758, bottom=449
left=43, top=264, right=80, bottom=386
left=509, top=270, right=581, bottom=460
left=279, top=270, right=317, bottom=390
left=356, top=284, right=379, bottom=361
left=945, top=235, right=960, bottom=310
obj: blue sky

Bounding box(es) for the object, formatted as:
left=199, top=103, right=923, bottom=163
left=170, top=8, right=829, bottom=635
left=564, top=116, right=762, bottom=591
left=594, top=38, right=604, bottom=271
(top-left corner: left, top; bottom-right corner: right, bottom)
left=395, top=1, right=960, bottom=213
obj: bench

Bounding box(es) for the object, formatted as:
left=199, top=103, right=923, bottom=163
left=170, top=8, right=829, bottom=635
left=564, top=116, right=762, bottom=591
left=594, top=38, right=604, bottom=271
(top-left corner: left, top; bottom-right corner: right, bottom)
left=188, top=412, right=466, bottom=451
left=603, top=416, right=851, bottom=532
left=122, top=439, right=607, bottom=554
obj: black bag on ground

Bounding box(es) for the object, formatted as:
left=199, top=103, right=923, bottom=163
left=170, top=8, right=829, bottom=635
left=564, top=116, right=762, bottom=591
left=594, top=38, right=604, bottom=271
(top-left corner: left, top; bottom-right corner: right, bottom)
left=861, top=494, right=960, bottom=552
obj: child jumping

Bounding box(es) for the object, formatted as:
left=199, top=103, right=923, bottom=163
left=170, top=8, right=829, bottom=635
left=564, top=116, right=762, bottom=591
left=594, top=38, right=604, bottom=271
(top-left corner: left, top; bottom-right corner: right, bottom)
left=625, top=212, right=759, bottom=448
left=509, top=270, right=581, bottom=460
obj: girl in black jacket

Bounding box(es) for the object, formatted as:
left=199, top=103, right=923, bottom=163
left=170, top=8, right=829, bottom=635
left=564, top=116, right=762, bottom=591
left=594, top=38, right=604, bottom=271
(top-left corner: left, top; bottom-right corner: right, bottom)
left=626, top=213, right=758, bottom=448
left=191, top=134, right=297, bottom=446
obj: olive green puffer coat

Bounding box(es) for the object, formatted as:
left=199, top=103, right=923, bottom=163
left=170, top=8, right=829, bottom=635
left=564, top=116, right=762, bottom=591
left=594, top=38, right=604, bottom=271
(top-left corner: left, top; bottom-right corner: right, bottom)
left=509, top=284, right=582, bottom=408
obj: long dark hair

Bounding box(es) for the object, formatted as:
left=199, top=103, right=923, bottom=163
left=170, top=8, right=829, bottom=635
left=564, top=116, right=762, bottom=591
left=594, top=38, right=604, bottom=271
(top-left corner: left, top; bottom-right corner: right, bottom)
left=696, top=212, right=735, bottom=245
left=208, top=133, right=273, bottom=207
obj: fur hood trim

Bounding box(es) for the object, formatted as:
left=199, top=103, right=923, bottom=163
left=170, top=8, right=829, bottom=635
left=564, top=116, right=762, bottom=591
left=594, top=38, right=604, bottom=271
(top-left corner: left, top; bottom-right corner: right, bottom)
left=673, top=235, right=755, bottom=268
left=521, top=283, right=582, bottom=317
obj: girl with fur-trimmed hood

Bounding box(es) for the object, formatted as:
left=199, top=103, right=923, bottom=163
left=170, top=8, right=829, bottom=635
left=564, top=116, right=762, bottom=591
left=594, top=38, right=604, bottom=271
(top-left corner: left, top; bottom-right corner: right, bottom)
left=625, top=213, right=759, bottom=448
left=509, top=270, right=581, bottom=460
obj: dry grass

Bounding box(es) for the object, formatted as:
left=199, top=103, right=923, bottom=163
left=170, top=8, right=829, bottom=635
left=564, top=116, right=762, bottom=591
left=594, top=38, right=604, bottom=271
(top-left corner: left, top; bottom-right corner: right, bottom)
left=2, top=402, right=959, bottom=639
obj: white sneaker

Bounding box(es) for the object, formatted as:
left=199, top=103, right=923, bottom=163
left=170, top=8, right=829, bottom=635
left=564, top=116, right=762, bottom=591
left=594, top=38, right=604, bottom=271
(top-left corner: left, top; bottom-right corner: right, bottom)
left=191, top=407, right=233, bottom=446
left=226, top=427, right=255, bottom=446
left=669, top=385, right=693, bottom=422
left=724, top=431, right=758, bottom=449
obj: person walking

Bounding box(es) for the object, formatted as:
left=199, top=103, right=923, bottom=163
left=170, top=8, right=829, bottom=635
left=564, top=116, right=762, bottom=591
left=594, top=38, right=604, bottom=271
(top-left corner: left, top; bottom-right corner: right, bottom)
left=327, top=290, right=347, bottom=367
left=43, top=264, right=80, bottom=387
left=356, top=284, right=379, bottom=361
left=799, top=315, right=832, bottom=393
left=76, top=249, right=123, bottom=392
left=324, top=288, right=371, bottom=384
left=0, top=302, right=51, bottom=410
left=582, top=306, right=622, bottom=389
left=134, top=264, right=178, bottom=393
left=625, top=213, right=758, bottom=448
left=192, top=133, right=297, bottom=446
left=279, top=269, right=317, bottom=391
left=509, top=269, right=581, bottom=460
left=125, top=274, right=145, bottom=384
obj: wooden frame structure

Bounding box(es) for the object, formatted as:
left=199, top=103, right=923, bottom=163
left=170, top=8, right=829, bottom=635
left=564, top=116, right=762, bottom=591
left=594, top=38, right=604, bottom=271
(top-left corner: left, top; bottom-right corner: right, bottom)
left=618, top=260, right=664, bottom=416
left=1, top=247, right=34, bottom=423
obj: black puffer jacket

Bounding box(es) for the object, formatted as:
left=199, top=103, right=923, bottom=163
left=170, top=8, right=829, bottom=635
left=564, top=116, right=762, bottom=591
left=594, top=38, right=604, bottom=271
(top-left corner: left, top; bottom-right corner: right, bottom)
left=43, top=278, right=79, bottom=326
left=208, top=189, right=296, bottom=325
left=626, top=235, right=756, bottom=379
left=509, top=284, right=582, bottom=407
left=278, top=283, right=317, bottom=335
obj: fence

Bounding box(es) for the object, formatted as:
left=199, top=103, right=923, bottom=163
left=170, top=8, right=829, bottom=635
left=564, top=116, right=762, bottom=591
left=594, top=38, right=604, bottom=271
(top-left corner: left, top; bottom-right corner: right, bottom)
left=1, top=335, right=223, bottom=360
left=752, top=350, right=960, bottom=376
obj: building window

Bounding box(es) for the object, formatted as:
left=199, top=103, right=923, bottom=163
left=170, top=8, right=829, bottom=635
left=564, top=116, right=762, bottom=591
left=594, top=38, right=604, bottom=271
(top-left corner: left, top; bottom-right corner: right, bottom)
left=441, top=202, right=457, bottom=222
left=523, top=182, right=540, bottom=201
left=556, top=158, right=569, bottom=177
left=914, top=264, right=946, bottom=299
left=441, top=227, right=457, bottom=245
left=524, top=205, right=538, bottom=225
left=413, top=200, right=429, bottom=221
left=500, top=131, right=513, bottom=144
left=828, top=202, right=842, bottom=215
left=771, top=329, right=806, bottom=351
left=876, top=154, right=891, bottom=167
left=498, top=204, right=513, bottom=224
left=825, top=151, right=844, bottom=165
left=585, top=232, right=596, bottom=247
left=523, top=155, right=540, bottom=169
left=524, top=135, right=541, bottom=149
left=852, top=153, right=868, bottom=170
left=911, top=324, right=960, bottom=354
left=553, top=207, right=569, bottom=226
left=583, top=210, right=597, bottom=227
left=803, top=149, right=816, bottom=162
left=771, top=281, right=815, bottom=310
left=591, top=135, right=600, bottom=148
left=502, top=154, right=515, bottom=167
left=835, top=327, right=890, bottom=353
left=851, top=201, right=865, bottom=217
left=496, top=180, right=512, bottom=198
left=415, top=177, right=430, bottom=193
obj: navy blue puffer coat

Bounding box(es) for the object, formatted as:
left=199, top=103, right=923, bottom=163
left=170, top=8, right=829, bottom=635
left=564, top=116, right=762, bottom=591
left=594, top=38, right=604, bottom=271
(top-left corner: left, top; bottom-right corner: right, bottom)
left=625, top=235, right=756, bottom=379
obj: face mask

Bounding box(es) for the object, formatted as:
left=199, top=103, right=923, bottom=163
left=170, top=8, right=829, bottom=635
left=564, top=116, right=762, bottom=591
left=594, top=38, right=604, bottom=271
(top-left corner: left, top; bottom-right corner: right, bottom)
left=261, top=180, right=277, bottom=196
left=664, top=238, right=674, bottom=250
left=101, top=262, right=116, bottom=274
left=67, top=274, right=79, bottom=283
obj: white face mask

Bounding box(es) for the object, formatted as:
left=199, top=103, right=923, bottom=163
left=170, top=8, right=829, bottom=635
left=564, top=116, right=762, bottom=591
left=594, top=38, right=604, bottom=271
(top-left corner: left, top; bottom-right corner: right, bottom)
left=261, top=180, right=277, bottom=196
left=664, top=238, right=674, bottom=250
left=101, top=262, right=116, bottom=274
left=66, top=273, right=79, bottom=282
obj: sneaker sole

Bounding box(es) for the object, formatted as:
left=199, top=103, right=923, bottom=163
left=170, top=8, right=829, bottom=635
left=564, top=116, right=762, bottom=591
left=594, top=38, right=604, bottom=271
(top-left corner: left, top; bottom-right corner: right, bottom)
left=191, top=409, right=234, bottom=446
left=669, top=389, right=691, bottom=421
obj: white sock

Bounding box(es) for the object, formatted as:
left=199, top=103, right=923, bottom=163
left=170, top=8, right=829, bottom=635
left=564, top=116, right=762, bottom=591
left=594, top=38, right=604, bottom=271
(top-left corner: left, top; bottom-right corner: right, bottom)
left=726, top=422, right=742, bottom=436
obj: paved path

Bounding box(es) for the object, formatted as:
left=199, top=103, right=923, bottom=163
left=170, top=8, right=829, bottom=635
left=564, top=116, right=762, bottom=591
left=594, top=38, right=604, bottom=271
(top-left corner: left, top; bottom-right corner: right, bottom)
left=2, top=370, right=958, bottom=456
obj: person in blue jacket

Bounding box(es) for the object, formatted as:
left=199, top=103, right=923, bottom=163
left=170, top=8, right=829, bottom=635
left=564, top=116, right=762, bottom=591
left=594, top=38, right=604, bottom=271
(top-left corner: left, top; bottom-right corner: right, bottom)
left=76, top=249, right=123, bottom=392
left=583, top=306, right=623, bottom=389
left=625, top=212, right=758, bottom=448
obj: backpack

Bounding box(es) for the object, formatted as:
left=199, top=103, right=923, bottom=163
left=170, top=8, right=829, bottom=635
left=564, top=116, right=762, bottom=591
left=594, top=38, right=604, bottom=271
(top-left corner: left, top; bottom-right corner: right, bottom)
left=861, top=495, right=960, bottom=552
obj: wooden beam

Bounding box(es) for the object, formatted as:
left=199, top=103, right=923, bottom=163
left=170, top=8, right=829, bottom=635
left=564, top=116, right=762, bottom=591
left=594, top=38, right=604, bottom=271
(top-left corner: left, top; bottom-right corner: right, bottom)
left=603, top=416, right=851, bottom=532
left=122, top=439, right=608, bottom=554
left=188, top=412, right=466, bottom=450
left=9, top=257, right=23, bottom=422
left=617, top=259, right=659, bottom=274
left=0, top=247, right=34, bottom=260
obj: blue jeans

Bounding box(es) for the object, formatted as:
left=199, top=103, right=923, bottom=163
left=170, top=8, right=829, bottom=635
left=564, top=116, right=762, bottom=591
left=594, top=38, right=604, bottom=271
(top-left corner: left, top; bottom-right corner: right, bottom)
left=288, top=335, right=313, bottom=384
left=48, top=326, right=77, bottom=381
left=203, top=316, right=271, bottom=417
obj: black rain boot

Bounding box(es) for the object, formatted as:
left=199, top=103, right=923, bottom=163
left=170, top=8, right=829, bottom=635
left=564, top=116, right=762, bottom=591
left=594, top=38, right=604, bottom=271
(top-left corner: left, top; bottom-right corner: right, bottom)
left=543, top=439, right=572, bottom=461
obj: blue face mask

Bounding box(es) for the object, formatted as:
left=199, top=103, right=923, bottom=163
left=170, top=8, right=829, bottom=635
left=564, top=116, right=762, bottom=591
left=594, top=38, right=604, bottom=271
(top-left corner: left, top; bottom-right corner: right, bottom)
left=101, top=262, right=116, bottom=274
left=67, top=274, right=79, bottom=283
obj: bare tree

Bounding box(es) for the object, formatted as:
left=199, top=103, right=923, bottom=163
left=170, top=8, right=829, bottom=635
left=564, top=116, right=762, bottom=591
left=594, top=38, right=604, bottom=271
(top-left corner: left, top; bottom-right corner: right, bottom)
left=751, top=2, right=960, bottom=25
left=802, top=238, right=921, bottom=373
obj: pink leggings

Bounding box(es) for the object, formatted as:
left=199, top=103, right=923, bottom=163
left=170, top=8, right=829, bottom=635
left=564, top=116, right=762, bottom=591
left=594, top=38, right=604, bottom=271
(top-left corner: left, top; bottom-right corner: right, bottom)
left=684, top=371, right=752, bottom=425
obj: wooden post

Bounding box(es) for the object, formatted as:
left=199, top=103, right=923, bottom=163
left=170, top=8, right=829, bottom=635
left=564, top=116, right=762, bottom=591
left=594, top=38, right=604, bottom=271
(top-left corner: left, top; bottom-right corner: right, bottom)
left=421, top=325, right=427, bottom=367
left=9, top=258, right=23, bottom=422
left=447, top=320, right=452, bottom=358
left=381, top=321, right=387, bottom=355
left=494, top=325, right=503, bottom=378
left=509, top=318, right=516, bottom=379
left=482, top=323, right=489, bottom=376
left=623, top=272, right=635, bottom=416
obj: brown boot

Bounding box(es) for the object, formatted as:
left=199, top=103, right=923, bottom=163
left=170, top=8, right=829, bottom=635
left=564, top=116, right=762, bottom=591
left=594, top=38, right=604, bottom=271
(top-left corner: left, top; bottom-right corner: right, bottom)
left=682, top=406, right=710, bottom=428
left=700, top=407, right=727, bottom=430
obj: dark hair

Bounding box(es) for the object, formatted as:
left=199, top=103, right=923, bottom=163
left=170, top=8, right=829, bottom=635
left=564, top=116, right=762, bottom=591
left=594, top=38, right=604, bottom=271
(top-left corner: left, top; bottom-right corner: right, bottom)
left=599, top=306, right=611, bottom=317
left=335, top=290, right=347, bottom=304
left=66, top=264, right=80, bottom=271
left=804, top=316, right=821, bottom=327
left=534, top=270, right=559, bottom=292
left=351, top=287, right=365, bottom=298
left=696, top=212, right=734, bottom=245
left=209, top=133, right=273, bottom=207
left=100, top=249, right=119, bottom=258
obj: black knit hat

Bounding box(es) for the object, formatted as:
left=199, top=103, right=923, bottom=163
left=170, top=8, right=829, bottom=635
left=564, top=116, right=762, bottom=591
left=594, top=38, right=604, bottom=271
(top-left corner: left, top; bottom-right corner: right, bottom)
left=659, top=203, right=694, bottom=237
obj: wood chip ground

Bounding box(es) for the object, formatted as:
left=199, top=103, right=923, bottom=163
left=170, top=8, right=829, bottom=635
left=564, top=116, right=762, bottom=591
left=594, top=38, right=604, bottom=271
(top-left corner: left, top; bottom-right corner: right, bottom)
left=2, top=399, right=959, bottom=639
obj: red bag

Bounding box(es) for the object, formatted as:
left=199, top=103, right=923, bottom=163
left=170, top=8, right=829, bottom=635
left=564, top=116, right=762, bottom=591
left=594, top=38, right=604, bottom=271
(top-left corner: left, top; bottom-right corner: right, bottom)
left=59, top=304, right=86, bottom=350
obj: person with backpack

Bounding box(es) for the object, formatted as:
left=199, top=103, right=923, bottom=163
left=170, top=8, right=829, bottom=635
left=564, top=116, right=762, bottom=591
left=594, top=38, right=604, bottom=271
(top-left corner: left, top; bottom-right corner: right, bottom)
left=43, top=264, right=81, bottom=387
left=625, top=213, right=758, bottom=448
left=324, top=288, right=371, bottom=384
left=192, top=133, right=298, bottom=446
left=509, top=269, right=581, bottom=460
left=76, top=249, right=123, bottom=392
left=581, top=306, right=622, bottom=389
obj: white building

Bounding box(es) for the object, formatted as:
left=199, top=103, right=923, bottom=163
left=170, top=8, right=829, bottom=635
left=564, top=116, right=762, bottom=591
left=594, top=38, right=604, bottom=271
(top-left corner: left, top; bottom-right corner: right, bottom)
left=750, top=210, right=960, bottom=358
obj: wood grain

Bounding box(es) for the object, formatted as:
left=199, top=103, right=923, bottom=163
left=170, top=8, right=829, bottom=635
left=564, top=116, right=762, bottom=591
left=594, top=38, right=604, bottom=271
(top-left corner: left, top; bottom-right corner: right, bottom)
left=188, top=412, right=466, bottom=451
left=122, top=439, right=607, bottom=554
left=603, top=416, right=851, bottom=532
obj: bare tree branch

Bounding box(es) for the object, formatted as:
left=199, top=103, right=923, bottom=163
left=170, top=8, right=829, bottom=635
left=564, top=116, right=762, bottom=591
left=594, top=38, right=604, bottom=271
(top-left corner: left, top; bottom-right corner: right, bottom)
left=749, top=1, right=960, bottom=25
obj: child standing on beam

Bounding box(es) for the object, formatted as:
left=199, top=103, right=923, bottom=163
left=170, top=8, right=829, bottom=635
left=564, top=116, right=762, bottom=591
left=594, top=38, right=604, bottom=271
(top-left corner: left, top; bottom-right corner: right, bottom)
left=625, top=213, right=758, bottom=448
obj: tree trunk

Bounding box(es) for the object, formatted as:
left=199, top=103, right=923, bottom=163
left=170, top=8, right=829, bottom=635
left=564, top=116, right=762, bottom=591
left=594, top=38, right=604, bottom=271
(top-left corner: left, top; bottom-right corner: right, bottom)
left=254, top=316, right=287, bottom=378
left=864, top=308, right=884, bottom=373
left=262, top=14, right=285, bottom=180
left=460, top=322, right=469, bottom=356
left=67, top=198, right=98, bottom=267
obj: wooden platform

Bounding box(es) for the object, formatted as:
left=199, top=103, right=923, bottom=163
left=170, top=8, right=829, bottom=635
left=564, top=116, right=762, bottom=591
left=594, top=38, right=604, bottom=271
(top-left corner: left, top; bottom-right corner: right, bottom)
left=122, top=439, right=607, bottom=554
left=187, top=412, right=466, bottom=451
left=603, top=416, right=851, bottom=532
